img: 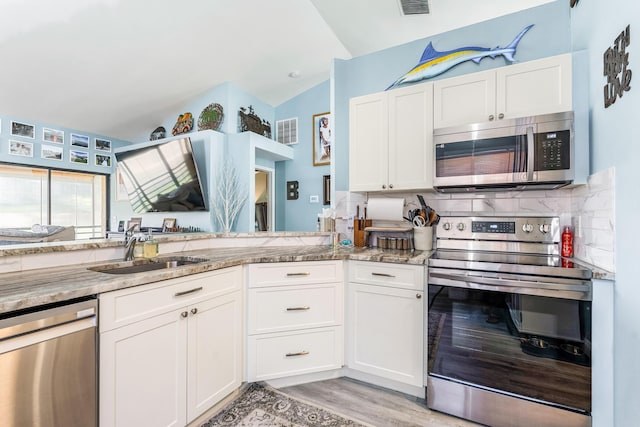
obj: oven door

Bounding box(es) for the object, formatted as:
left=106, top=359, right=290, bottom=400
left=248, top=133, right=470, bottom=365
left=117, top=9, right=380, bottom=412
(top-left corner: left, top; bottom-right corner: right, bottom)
left=427, top=267, right=591, bottom=414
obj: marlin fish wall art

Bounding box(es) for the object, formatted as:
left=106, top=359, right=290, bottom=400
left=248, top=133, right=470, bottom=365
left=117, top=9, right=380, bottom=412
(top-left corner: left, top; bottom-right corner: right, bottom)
left=386, top=25, right=534, bottom=90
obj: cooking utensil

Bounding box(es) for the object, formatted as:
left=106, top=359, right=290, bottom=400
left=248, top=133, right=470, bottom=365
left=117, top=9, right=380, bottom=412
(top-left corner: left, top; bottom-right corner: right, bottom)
left=413, top=216, right=426, bottom=227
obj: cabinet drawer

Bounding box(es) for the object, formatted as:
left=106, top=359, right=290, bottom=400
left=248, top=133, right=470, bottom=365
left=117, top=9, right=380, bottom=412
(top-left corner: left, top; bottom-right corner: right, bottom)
left=99, top=266, right=242, bottom=332
left=247, top=261, right=343, bottom=288
left=248, top=284, right=342, bottom=334
left=247, top=327, right=343, bottom=381
left=349, top=261, right=424, bottom=290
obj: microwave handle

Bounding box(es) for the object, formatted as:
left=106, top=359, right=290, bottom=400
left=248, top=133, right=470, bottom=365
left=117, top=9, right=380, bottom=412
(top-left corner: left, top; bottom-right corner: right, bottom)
left=526, top=126, right=535, bottom=181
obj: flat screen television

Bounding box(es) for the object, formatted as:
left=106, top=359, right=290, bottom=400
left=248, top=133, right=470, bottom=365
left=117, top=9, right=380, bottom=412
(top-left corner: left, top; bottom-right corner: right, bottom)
left=115, top=137, right=207, bottom=213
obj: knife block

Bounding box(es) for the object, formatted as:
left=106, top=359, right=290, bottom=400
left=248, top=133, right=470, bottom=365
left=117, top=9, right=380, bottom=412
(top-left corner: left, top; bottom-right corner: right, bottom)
left=353, top=219, right=372, bottom=247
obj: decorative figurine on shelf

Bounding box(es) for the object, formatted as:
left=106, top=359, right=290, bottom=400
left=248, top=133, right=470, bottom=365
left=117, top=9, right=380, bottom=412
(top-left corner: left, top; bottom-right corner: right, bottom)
left=198, top=103, right=224, bottom=131
left=149, top=126, right=166, bottom=141
left=171, top=112, right=194, bottom=136
left=238, top=105, right=272, bottom=138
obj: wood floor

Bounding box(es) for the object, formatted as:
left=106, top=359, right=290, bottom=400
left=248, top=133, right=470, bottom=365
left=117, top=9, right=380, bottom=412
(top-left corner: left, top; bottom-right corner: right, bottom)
left=280, top=377, right=481, bottom=427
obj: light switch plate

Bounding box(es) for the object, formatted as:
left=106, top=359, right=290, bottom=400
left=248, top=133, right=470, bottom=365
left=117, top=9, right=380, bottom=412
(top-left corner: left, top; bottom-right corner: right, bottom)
left=310, top=195, right=319, bottom=203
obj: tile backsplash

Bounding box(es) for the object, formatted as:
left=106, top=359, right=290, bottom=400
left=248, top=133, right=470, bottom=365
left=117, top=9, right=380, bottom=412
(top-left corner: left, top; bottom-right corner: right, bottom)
left=337, top=167, right=616, bottom=272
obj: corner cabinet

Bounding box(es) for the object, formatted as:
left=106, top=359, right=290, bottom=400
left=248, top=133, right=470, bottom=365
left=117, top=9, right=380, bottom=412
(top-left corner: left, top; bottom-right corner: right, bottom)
left=346, top=261, right=425, bottom=394
left=433, top=53, right=572, bottom=129
left=98, top=267, right=243, bottom=427
left=349, top=82, right=433, bottom=192
left=246, top=261, right=344, bottom=381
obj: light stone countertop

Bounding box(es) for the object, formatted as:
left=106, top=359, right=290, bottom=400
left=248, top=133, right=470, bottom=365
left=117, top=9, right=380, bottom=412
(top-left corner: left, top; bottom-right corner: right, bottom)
left=0, top=245, right=432, bottom=313
left=0, top=231, right=330, bottom=257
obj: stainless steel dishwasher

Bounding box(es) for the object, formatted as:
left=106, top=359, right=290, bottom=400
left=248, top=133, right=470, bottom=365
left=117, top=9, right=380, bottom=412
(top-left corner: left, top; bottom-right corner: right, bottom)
left=0, top=297, right=97, bottom=427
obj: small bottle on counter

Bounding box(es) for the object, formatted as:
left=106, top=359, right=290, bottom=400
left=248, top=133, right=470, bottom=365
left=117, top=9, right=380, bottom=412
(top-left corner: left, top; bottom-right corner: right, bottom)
left=561, top=226, right=574, bottom=267
left=143, top=229, right=158, bottom=258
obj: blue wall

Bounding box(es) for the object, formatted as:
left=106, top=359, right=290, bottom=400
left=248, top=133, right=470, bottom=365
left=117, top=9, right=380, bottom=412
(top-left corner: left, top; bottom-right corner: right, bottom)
left=275, top=80, right=330, bottom=231
left=571, top=2, right=638, bottom=425
left=332, top=0, right=571, bottom=191
left=0, top=115, right=130, bottom=174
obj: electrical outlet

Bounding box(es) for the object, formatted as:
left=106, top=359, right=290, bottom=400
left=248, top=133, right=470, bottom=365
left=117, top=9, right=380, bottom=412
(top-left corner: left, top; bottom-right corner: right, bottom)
left=310, top=195, right=319, bottom=203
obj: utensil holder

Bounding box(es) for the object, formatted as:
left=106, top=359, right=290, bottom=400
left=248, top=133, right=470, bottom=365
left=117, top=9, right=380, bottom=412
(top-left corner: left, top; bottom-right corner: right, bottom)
left=353, top=219, right=372, bottom=247
left=413, top=226, right=433, bottom=251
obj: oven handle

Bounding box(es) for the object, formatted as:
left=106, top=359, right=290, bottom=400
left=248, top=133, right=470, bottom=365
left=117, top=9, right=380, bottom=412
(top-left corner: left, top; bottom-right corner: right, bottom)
left=428, top=270, right=591, bottom=301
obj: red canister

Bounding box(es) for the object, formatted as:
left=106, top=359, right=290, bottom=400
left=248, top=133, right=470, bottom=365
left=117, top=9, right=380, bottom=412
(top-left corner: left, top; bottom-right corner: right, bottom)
left=561, top=226, right=573, bottom=257
left=561, top=226, right=574, bottom=267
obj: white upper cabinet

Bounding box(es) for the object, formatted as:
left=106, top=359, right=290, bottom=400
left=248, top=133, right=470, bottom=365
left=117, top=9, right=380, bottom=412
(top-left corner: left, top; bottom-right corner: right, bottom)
left=433, top=53, right=572, bottom=129
left=433, top=69, right=496, bottom=129
left=349, top=82, right=433, bottom=192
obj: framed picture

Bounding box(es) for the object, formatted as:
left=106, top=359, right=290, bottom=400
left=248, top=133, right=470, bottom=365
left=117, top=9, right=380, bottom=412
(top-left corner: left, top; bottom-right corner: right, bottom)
left=95, top=138, right=111, bottom=152
left=70, top=133, right=89, bottom=148
left=9, top=140, right=33, bottom=157
left=11, top=121, right=35, bottom=139
left=312, top=112, right=331, bottom=166
left=323, top=174, right=331, bottom=205
left=69, top=149, right=88, bottom=164
left=43, top=127, right=64, bottom=144
left=115, top=167, right=129, bottom=201
left=42, top=144, right=63, bottom=161
left=162, top=218, right=176, bottom=232
left=126, top=218, right=141, bottom=232
left=95, top=154, right=111, bottom=167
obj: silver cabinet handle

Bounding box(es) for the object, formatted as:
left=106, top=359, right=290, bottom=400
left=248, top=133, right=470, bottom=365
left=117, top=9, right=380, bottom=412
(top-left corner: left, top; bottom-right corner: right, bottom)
left=382, top=184, right=386, bottom=189
left=416, top=293, right=422, bottom=299
left=286, top=272, right=310, bottom=277
left=489, top=114, right=495, bottom=121
left=285, top=351, right=310, bottom=357
left=389, top=184, right=394, bottom=189
left=286, top=306, right=310, bottom=311
left=498, top=113, right=504, bottom=119
left=175, top=287, right=203, bottom=297
left=180, top=311, right=188, bottom=318
left=371, top=272, right=395, bottom=278
left=191, top=308, right=198, bottom=315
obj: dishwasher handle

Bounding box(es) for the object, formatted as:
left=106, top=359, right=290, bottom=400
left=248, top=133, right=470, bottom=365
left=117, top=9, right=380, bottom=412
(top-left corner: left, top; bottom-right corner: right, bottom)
left=0, top=298, right=97, bottom=342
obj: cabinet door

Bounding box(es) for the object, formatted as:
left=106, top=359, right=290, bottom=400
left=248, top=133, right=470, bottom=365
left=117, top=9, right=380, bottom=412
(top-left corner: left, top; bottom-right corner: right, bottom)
left=349, top=92, right=389, bottom=191
left=347, top=283, right=424, bottom=387
left=388, top=83, right=434, bottom=190
left=433, top=69, right=496, bottom=129
left=186, top=291, right=242, bottom=423
left=100, top=310, right=188, bottom=427
left=496, top=53, right=572, bottom=120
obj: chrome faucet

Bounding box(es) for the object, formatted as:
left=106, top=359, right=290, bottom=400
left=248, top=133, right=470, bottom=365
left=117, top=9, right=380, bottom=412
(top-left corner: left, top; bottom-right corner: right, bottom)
left=123, top=225, right=142, bottom=261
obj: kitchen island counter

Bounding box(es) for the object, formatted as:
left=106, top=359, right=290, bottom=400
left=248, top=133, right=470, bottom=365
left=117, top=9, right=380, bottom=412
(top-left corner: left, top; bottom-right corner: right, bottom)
left=0, top=245, right=431, bottom=313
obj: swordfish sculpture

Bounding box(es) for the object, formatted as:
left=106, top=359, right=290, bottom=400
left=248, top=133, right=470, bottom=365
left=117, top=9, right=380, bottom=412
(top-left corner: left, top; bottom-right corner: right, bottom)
left=386, top=25, right=534, bottom=90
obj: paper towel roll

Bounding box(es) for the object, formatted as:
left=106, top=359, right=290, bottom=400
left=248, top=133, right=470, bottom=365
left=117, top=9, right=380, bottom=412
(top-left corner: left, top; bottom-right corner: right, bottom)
left=366, top=198, right=405, bottom=221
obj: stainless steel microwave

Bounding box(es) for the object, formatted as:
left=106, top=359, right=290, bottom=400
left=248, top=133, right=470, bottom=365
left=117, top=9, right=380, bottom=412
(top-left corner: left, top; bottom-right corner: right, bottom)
left=433, top=111, right=574, bottom=192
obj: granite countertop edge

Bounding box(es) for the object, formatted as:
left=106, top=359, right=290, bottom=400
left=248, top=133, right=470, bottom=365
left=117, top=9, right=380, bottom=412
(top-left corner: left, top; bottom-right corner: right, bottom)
left=0, top=246, right=433, bottom=313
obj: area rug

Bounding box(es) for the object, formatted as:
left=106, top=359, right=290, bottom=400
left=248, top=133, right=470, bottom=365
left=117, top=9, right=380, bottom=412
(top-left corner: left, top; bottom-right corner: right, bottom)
left=201, top=382, right=368, bottom=427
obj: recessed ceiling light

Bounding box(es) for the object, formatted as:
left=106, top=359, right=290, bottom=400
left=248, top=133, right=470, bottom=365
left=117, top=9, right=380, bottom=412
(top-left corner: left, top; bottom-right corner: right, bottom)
left=288, top=70, right=301, bottom=78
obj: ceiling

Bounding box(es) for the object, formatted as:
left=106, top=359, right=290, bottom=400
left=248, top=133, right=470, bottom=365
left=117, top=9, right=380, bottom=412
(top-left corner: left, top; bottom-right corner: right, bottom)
left=0, top=0, right=554, bottom=141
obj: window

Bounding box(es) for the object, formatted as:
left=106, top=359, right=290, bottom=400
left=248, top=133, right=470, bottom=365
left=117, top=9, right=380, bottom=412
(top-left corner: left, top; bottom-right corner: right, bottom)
left=0, top=164, right=107, bottom=239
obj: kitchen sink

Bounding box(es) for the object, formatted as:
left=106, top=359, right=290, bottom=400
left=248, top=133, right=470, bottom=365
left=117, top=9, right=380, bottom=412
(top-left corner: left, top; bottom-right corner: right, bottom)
left=88, top=256, right=209, bottom=275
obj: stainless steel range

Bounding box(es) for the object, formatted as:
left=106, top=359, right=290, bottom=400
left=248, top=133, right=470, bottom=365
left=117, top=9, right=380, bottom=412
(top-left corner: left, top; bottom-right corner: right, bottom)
left=427, top=216, right=592, bottom=427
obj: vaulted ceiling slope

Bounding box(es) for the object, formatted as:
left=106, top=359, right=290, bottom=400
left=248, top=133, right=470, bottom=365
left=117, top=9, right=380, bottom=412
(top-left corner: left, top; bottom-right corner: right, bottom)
left=0, top=0, right=554, bottom=141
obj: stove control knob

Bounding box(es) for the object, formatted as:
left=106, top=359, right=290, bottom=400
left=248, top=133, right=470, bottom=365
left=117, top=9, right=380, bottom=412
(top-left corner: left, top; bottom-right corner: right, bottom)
left=457, top=222, right=466, bottom=231
left=539, top=223, right=551, bottom=234
left=522, top=223, right=534, bottom=233
left=443, top=222, right=451, bottom=231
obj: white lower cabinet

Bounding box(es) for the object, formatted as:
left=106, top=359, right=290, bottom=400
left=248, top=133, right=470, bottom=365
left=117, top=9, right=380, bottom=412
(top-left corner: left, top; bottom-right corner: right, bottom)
left=99, top=267, right=243, bottom=427
left=246, top=261, right=344, bottom=381
left=346, top=261, right=425, bottom=389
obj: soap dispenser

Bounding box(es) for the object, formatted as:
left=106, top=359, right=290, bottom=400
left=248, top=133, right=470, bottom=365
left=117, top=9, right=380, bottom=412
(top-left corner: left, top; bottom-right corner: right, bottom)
left=143, top=229, right=158, bottom=258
